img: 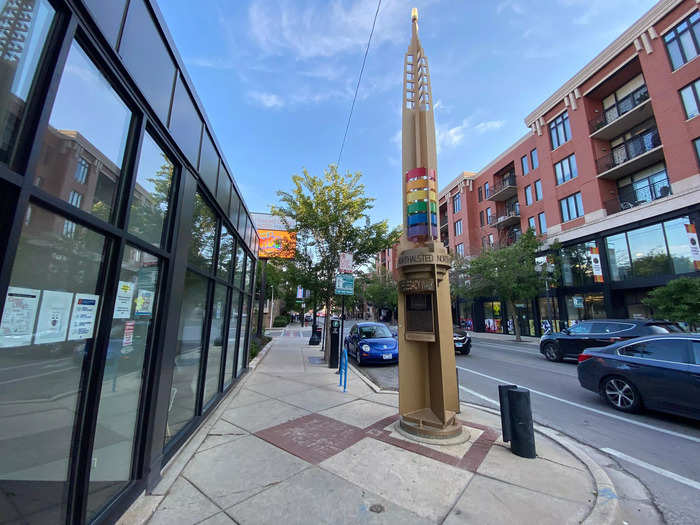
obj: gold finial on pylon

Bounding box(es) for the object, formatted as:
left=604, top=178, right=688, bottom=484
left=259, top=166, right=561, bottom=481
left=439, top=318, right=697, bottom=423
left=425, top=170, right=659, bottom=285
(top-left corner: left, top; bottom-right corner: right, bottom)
left=411, top=7, right=418, bottom=21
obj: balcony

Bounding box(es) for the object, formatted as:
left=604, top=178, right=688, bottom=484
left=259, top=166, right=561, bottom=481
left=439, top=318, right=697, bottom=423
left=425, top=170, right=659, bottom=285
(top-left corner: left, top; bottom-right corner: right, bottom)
left=596, top=127, right=663, bottom=180
left=440, top=215, right=448, bottom=229
left=603, top=174, right=671, bottom=215
left=488, top=173, right=517, bottom=201
left=589, top=85, right=652, bottom=140
left=494, top=204, right=520, bottom=229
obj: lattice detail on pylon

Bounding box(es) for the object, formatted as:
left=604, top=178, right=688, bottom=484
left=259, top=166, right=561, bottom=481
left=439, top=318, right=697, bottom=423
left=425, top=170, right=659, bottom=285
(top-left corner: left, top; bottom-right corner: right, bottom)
left=0, top=0, right=35, bottom=63
left=404, top=53, right=432, bottom=111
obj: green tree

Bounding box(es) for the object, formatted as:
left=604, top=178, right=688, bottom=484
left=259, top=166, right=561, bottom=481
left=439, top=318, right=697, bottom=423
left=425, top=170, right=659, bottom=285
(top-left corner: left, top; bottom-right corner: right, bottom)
left=364, top=266, right=398, bottom=321
left=642, top=277, right=700, bottom=330
left=271, top=165, right=401, bottom=352
left=459, top=229, right=544, bottom=341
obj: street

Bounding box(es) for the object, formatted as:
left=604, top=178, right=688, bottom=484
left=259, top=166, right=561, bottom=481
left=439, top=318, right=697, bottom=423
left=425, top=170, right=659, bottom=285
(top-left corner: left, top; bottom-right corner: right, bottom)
left=318, top=320, right=700, bottom=525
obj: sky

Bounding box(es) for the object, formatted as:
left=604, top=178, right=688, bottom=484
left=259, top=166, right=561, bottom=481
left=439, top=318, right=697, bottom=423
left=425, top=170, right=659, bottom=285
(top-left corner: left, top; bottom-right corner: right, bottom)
left=157, top=0, right=659, bottom=230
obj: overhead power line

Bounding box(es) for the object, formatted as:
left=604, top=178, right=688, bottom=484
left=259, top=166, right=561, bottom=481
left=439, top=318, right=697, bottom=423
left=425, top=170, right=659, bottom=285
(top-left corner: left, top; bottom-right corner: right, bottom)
left=336, top=0, right=382, bottom=169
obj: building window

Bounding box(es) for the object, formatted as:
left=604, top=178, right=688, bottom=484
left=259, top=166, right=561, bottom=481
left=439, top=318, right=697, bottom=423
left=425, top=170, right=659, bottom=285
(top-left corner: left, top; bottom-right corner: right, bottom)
left=521, top=155, right=529, bottom=175
left=74, top=157, right=89, bottom=183
left=484, top=182, right=490, bottom=198
left=528, top=216, right=536, bottom=231
left=488, top=233, right=494, bottom=246
left=456, top=243, right=464, bottom=256
left=455, top=219, right=463, bottom=236
left=531, top=149, right=539, bottom=170
left=478, top=186, right=483, bottom=202
left=486, top=207, right=492, bottom=224
left=480, top=210, right=484, bottom=226
left=617, top=166, right=670, bottom=208
left=679, top=79, right=700, bottom=119
left=68, top=190, right=83, bottom=209
left=549, top=111, right=571, bottom=149
left=554, top=153, right=577, bottom=185
left=695, top=137, right=700, bottom=167
left=560, top=192, right=584, bottom=222
left=664, top=11, right=700, bottom=71
left=524, top=185, right=533, bottom=205
left=534, top=179, right=543, bottom=201
left=538, top=212, right=547, bottom=233
left=453, top=192, right=461, bottom=213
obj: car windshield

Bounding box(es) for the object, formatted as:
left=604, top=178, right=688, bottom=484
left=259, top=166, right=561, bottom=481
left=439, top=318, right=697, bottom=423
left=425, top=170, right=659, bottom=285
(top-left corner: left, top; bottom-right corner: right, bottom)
left=359, top=325, right=392, bottom=338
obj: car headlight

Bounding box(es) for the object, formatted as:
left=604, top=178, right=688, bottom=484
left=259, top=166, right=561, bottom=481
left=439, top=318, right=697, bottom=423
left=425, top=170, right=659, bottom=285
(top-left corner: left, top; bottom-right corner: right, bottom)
left=362, top=344, right=370, bottom=352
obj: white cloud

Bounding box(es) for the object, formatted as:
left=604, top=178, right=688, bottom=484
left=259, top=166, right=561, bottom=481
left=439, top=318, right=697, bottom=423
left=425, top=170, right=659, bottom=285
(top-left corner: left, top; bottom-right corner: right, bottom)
left=474, top=120, right=505, bottom=133
left=496, top=1, right=524, bottom=15
left=248, top=0, right=432, bottom=59
left=248, top=91, right=285, bottom=108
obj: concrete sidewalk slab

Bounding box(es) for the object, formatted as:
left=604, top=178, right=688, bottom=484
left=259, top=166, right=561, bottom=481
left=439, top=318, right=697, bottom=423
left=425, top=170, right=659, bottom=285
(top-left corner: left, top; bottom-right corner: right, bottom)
left=122, top=332, right=621, bottom=525
left=321, top=437, right=473, bottom=522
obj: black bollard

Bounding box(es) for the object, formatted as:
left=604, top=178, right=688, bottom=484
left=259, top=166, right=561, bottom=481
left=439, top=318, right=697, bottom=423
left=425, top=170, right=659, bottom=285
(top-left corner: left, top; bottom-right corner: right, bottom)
left=498, top=384, right=517, bottom=442
left=507, top=387, right=536, bottom=458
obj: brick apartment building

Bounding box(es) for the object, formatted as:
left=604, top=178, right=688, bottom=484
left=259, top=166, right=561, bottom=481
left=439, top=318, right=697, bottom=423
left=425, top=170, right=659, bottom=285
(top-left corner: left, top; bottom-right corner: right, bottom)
left=438, top=0, right=700, bottom=337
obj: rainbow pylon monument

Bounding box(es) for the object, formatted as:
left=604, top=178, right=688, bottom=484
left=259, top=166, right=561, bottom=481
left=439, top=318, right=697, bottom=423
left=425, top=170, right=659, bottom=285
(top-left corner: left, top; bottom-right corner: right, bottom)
left=396, top=8, right=461, bottom=439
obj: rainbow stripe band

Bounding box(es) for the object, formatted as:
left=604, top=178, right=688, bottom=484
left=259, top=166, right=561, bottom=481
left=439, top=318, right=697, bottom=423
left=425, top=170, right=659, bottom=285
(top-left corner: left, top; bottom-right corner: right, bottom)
left=405, top=166, right=439, bottom=243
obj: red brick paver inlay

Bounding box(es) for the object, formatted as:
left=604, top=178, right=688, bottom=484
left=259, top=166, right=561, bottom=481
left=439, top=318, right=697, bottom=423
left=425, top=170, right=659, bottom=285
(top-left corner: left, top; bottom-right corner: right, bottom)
left=255, top=413, right=366, bottom=464
left=254, top=411, right=500, bottom=472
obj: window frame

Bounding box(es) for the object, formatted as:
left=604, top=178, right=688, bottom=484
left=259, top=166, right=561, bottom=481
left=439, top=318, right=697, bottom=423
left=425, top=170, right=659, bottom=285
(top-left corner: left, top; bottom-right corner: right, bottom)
left=663, top=11, right=700, bottom=71
left=524, top=185, right=533, bottom=206
left=559, top=192, right=584, bottom=222
left=454, top=219, right=462, bottom=236
left=554, top=153, right=578, bottom=185
left=456, top=243, right=464, bottom=256
left=528, top=216, right=536, bottom=231
left=521, top=155, right=529, bottom=175
left=679, top=78, right=700, bottom=119
left=549, top=111, right=571, bottom=150
left=534, top=179, right=543, bottom=201
left=452, top=192, right=462, bottom=213
left=538, top=212, right=547, bottom=233
left=530, top=149, right=538, bottom=170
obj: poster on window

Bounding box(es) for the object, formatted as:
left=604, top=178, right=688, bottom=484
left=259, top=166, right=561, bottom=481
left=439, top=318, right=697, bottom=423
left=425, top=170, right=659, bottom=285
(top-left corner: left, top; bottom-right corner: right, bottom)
left=68, top=294, right=99, bottom=341
left=134, top=289, right=154, bottom=317
left=685, top=224, right=700, bottom=270
left=34, top=290, right=73, bottom=344
left=122, top=320, right=135, bottom=347
left=589, top=247, right=604, bottom=283
left=113, top=281, right=135, bottom=319
left=0, top=287, right=41, bottom=347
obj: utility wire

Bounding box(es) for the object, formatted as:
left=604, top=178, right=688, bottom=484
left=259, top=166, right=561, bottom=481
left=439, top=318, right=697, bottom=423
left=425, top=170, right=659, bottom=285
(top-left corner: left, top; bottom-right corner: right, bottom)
left=336, top=0, right=382, bottom=169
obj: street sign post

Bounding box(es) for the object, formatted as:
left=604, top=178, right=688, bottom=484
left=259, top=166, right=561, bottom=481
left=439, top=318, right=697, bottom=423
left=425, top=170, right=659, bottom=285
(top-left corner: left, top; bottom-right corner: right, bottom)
left=335, top=274, right=354, bottom=295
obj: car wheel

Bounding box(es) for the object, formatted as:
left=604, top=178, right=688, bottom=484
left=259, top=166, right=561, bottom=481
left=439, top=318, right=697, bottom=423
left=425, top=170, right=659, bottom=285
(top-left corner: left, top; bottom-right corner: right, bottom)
left=356, top=350, right=362, bottom=366
left=602, top=376, right=641, bottom=413
left=461, top=344, right=471, bottom=356
left=543, top=342, right=562, bottom=362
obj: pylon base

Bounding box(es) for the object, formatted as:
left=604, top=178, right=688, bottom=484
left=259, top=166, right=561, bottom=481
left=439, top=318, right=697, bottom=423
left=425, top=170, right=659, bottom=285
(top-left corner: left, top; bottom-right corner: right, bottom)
left=399, top=412, right=463, bottom=440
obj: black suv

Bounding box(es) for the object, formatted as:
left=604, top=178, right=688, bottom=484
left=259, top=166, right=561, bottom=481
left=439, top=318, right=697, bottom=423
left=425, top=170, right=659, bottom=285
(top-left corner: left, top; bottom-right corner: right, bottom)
left=539, top=319, right=683, bottom=362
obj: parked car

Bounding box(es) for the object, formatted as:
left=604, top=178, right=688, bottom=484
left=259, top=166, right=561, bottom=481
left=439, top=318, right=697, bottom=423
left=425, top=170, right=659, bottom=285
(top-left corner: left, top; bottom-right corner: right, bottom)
left=454, top=328, right=471, bottom=355
left=539, top=319, right=683, bottom=362
left=344, top=322, right=398, bottom=365
left=577, top=334, right=699, bottom=418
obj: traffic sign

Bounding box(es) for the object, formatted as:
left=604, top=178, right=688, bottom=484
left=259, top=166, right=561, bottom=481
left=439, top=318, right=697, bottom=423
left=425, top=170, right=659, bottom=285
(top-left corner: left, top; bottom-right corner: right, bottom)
left=335, top=274, right=354, bottom=295
left=339, top=253, right=353, bottom=274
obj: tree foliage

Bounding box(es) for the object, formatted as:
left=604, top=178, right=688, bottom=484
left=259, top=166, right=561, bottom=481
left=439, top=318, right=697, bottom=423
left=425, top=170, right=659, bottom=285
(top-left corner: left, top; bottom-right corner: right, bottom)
left=453, top=229, right=545, bottom=341
left=363, top=266, right=398, bottom=320
left=270, top=165, right=401, bottom=343
left=642, top=277, right=700, bottom=330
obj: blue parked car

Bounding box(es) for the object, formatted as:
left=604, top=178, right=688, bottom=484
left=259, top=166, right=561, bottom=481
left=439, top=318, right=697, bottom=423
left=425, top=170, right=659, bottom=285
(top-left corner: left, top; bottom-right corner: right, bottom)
left=577, top=334, right=699, bottom=419
left=345, top=322, right=398, bottom=365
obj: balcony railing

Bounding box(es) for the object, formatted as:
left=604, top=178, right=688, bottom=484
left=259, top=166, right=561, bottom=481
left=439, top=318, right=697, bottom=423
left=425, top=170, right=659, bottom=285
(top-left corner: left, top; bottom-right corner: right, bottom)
left=494, top=204, right=520, bottom=228
left=603, top=175, right=671, bottom=214
left=488, top=173, right=517, bottom=201
left=595, top=127, right=661, bottom=175
left=589, top=85, right=650, bottom=134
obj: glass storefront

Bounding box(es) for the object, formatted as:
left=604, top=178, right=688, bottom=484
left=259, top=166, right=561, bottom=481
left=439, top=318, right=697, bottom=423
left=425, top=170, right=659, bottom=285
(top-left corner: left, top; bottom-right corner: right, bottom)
left=0, top=2, right=259, bottom=522
left=560, top=241, right=597, bottom=287
left=565, top=293, right=606, bottom=323
left=483, top=301, right=502, bottom=333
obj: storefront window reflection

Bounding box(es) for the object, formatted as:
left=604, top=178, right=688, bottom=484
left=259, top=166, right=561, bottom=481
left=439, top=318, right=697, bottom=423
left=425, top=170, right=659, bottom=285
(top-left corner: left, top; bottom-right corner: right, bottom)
left=218, top=227, right=233, bottom=281
left=565, top=293, right=605, bottom=323
left=0, top=0, right=55, bottom=164
left=560, top=241, right=596, bottom=287
left=165, top=271, right=206, bottom=443
left=605, top=233, right=631, bottom=281
left=0, top=205, right=106, bottom=523
left=237, top=296, right=249, bottom=376
left=127, top=133, right=174, bottom=247
left=227, top=293, right=241, bottom=384
left=483, top=301, right=501, bottom=333
left=203, top=285, right=226, bottom=406
left=87, top=246, right=160, bottom=520
left=188, top=192, right=217, bottom=273
left=35, top=41, right=131, bottom=223
left=664, top=217, right=695, bottom=274
left=628, top=223, right=671, bottom=276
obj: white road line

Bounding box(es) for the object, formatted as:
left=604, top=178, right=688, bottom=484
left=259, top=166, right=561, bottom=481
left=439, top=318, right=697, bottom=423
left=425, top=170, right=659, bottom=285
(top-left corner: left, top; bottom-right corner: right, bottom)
left=458, top=384, right=500, bottom=406
left=0, top=366, right=77, bottom=386
left=456, top=365, right=700, bottom=444
left=601, top=448, right=700, bottom=490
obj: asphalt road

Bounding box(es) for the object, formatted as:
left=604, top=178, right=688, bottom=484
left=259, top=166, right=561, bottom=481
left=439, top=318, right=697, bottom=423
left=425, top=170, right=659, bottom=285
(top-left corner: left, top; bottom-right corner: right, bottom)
left=333, top=320, right=700, bottom=525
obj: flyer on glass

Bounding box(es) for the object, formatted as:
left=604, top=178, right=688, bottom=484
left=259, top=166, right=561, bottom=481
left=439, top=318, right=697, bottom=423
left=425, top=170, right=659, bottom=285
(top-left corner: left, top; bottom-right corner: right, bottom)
left=0, top=287, right=41, bottom=347
left=68, top=294, right=100, bottom=341
left=114, top=281, right=135, bottom=319
left=35, top=290, right=74, bottom=344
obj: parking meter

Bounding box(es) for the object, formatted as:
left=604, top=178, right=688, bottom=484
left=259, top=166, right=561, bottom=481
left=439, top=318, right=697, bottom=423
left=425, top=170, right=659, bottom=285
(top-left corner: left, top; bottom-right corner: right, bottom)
left=329, top=319, right=340, bottom=368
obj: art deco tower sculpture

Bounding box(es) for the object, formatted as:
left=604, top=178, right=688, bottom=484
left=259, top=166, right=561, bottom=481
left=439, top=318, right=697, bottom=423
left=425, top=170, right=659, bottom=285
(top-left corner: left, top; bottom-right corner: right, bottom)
left=397, top=8, right=461, bottom=438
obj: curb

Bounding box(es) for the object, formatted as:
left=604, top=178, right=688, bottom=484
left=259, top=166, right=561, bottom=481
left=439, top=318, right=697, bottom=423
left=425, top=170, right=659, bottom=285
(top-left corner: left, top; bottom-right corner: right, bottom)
left=347, top=361, right=397, bottom=394
left=355, top=371, right=621, bottom=525
left=249, top=338, right=274, bottom=369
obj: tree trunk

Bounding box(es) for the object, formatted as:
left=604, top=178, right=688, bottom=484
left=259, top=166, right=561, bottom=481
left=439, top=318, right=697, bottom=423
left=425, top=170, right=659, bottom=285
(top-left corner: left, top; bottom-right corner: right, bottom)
left=508, top=299, right=521, bottom=342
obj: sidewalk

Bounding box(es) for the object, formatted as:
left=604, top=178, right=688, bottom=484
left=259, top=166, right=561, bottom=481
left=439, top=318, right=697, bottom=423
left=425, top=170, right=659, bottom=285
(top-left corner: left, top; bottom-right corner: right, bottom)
left=120, top=332, right=620, bottom=525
